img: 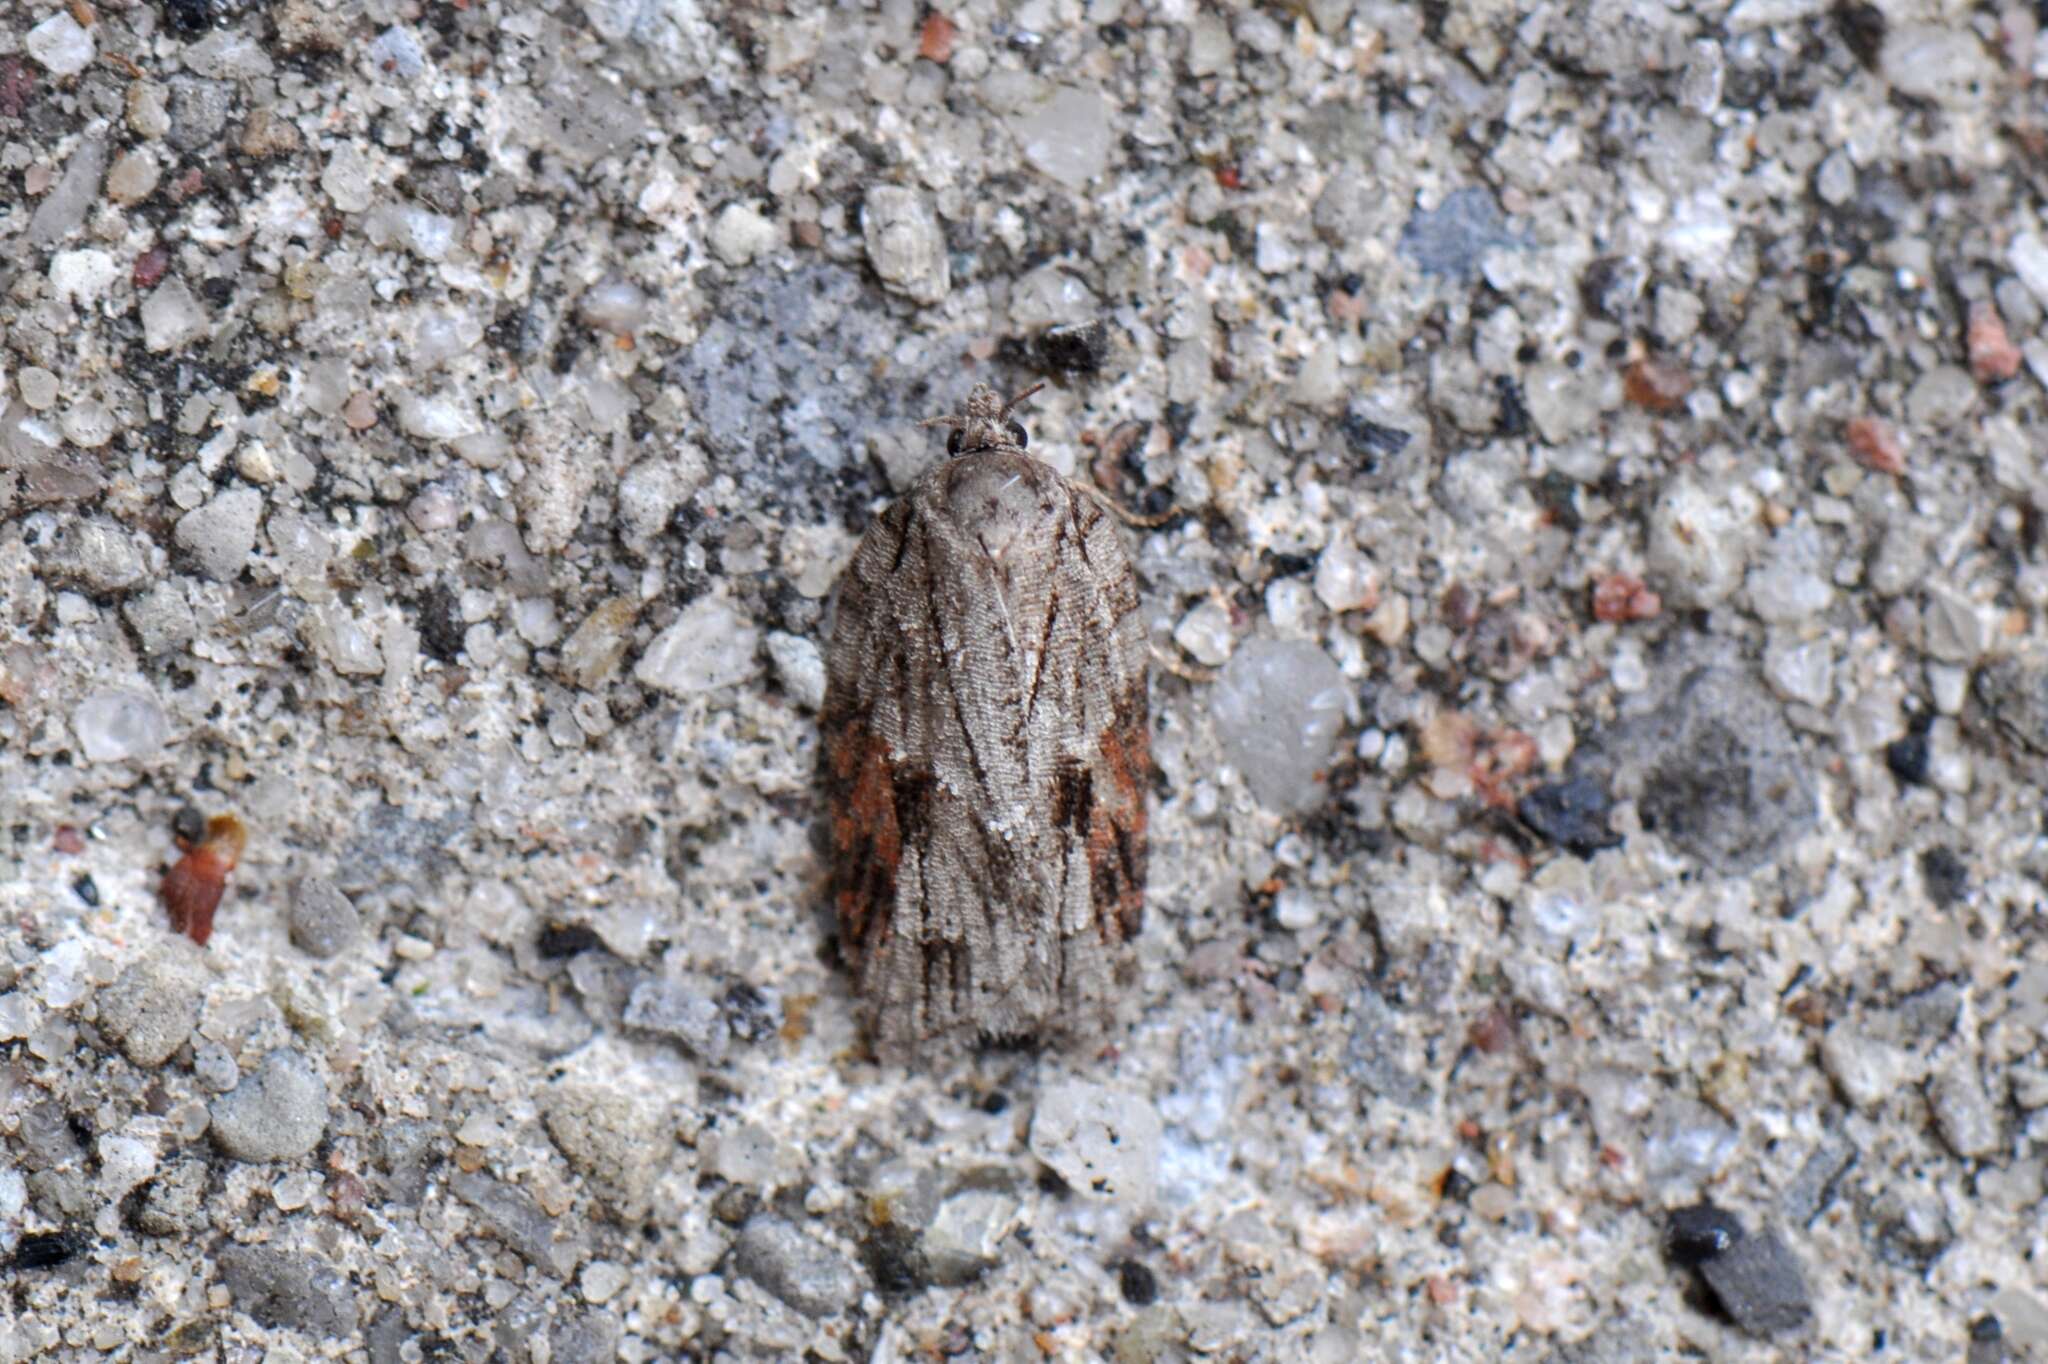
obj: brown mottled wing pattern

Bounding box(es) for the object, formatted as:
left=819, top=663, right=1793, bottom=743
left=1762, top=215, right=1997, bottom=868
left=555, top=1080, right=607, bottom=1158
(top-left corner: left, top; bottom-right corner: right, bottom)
left=822, top=451, right=1148, bottom=1059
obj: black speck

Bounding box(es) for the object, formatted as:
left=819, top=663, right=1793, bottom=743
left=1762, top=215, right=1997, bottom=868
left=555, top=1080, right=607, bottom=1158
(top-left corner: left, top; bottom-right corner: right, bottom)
left=1664, top=1203, right=1744, bottom=1267
left=1114, top=1259, right=1158, bottom=1305
left=859, top=1223, right=928, bottom=1295
left=171, top=805, right=205, bottom=847
left=1517, top=778, right=1621, bottom=859
left=1972, top=1315, right=2003, bottom=1342
left=160, top=0, right=212, bottom=39
left=11, top=1231, right=80, bottom=1270
left=1440, top=1168, right=1476, bottom=1203
left=71, top=874, right=99, bottom=908
left=1919, top=846, right=1968, bottom=908
left=1494, top=375, right=1529, bottom=437
left=1034, top=320, right=1110, bottom=375
left=1338, top=412, right=1411, bottom=467
left=1162, top=402, right=1195, bottom=446
left=978, top=1090, right=1009, bottom=1115
left=415, top=586, right=466, bottom=666
left=1835, top=3, right=1887, bottom=71
left=536, top=922, right=604, bottom=958
left=1885, top=733, right=1931, bottom=786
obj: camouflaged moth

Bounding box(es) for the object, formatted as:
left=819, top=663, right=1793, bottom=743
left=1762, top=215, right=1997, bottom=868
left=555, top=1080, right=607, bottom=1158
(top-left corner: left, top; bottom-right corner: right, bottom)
left=822, top=383, right=1149, bottom=1059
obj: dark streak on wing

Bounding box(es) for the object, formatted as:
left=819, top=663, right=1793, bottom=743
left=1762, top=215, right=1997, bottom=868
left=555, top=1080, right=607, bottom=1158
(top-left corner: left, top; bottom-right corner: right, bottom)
left=924, top=563, right=996, bottom=807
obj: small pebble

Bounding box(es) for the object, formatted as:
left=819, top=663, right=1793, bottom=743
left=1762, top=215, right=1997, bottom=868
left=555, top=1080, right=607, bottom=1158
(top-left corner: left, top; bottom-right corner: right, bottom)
left=173, top=487, right=263, bottom=580
left=1969, top=301, right=2023, bottom=383
left=105, top=149, right=161, bottom=206
left=217, top=1243, right=360, bottom=1338
left=581, top=1260, right=630, bottom=1304
left=1028, top=1081, right=1162, bottom=1206
left=622, top=977, right=730, bottom=1063
left=1174, top=599, right=1236, bottom=666
left=542, top=1077, right=663, bottom=1217
left=1663, top=1202, right=1743, bottom=1266
left=25, top=14, right=95, bottom=78
left=1210, top=638, right=1348, bottom=813
left=709, top=201, right=779, bottom=266
left=732, top=1215, right=861, bottom=1316
left=140, top=277, right=210, bottom=352
left=95, top=944, right=205, bottom=1068
left=1696, top=1224, right=1814, bottom=1337
left=1314, top=538, right=1381, bottom=613
left=1034, top=319, right=1110, bottom=375
left=861, top=186, right=949, bottom=305
left=1012, top=86, right=1114, bottom=191
left=192, top=1038, right=239, bottom=1092
left=17, top=365, right=59, bottom=410
left=1517, top=778, right=1620, bottom=858
left=210, top=1048, right=330, bottom=1162
left=634, top=596, right=761, bottom=695
left=289, top=877, right=362, bottom=958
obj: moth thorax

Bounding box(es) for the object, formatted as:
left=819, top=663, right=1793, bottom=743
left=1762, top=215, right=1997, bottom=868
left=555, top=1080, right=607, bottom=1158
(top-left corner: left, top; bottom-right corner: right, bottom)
left=942, top=454, right=1056, bottom=566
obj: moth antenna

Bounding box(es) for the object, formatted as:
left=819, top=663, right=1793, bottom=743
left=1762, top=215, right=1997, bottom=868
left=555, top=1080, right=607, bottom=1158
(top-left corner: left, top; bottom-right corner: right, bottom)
left=1001, top=383, right=1046, bottom=417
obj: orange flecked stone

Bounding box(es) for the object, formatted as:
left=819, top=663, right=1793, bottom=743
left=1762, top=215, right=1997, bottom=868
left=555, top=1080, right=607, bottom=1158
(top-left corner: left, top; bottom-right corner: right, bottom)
left=1623, top=355, right=1694, bottom=414
left=918, top=12, right=956, bottom=63
left=1845, top=416, right=1905, bottom=475
left=1968, top=300, right=2023, bottom=383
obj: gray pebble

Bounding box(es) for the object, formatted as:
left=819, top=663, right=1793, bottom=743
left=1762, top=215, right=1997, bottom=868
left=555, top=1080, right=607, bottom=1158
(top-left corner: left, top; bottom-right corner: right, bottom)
left=1345, top=986, right=1430, bottom=1110
left=1211, top=638, right=1349, bottom=813
left=95, top=943, right=206, bottom=1068
left=1928, top=1067, right=2002, bottom=1160
left=922, top=1189, right=1019, bottom=1286
left=289, top=877, right=362, bottom=958
left=622, top=976, right=729, bottom=1062
left=173, top=486, right=263, bottom=580
left=1398, top=187, right=1520, bottom=280
left=217, top=1243, right=360, bottom=1338
left=1975, top=653, right=2048, bottom=757
left=210, top=1047, right=329, bottom=1162
left=26, top=134, right=105, bottom=248
left=550, top=1309, right=622, bottom=1364
left=541, top=1079, right=664, bottom=1219
left=861, top=186, right=949, bottom=305
left=165, top=75, right=234, bottom=153
left=733, top=1215, right=861, bottom=1316
left=1697, top=1224, right=1813, bottom=1337
left=1592, top=666, right=1815, bottom=875
left=192, top=1038, right=239, bottom=1093
left=134, top=1156, right=209, bottom=1236
left=17, top=1101, right=85, bottom=1169
left=448, top=1169, right=586, bottom=1278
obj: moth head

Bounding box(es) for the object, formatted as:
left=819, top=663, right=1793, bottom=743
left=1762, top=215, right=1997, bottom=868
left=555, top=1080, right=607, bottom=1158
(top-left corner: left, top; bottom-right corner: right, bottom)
left=925, top=382, right=1043, bottom=455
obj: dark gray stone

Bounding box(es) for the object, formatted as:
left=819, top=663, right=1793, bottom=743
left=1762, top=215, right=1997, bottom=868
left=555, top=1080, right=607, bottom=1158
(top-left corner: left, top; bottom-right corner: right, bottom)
left=1697, top=1225, right=1813, bottom=1338
left=733, top=1215, right=861, bottom=1316
left=1590, top=665, right=1816, bottom=874
left=288, top=876, right=362, bottom=958
left=447, top=1170, right=585, bottom=1278
left=217, top=1243, right=360, bottom=1337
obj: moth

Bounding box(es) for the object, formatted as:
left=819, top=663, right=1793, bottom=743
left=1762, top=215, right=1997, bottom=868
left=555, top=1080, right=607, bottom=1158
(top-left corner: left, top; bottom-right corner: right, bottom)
left=822, top=383, right=1149, bottom=1059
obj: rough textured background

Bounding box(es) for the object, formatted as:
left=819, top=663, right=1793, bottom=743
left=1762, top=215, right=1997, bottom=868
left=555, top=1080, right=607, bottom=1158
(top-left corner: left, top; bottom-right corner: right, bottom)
left=0, top=0, right=2043, bottom=1360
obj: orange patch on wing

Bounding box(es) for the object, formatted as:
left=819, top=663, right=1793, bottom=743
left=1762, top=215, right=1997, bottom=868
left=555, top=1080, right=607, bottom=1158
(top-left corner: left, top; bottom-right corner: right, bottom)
left=1089, top=719, right=1150, bottom=943
left=827, top=724, right=903, bottom=964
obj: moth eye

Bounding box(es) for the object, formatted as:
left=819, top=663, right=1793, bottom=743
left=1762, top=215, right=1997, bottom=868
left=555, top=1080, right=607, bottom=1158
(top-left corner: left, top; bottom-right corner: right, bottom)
left=946, top=429, right=964, bottom=455
left=1007, top=421, right=1029, bottom=449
